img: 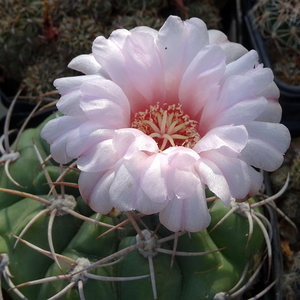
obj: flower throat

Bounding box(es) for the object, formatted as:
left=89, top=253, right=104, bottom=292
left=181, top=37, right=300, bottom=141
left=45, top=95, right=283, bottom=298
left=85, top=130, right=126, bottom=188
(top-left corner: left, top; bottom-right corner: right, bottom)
left=131, top=103, right=200, bottom=151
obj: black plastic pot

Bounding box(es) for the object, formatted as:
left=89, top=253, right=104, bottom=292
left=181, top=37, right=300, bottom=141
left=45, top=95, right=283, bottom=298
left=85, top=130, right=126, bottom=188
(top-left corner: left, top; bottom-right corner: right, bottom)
left=263, top=171, right=284, bottom=300
left=244, top=11, right=300, bottom=138
left=235, top=0, right=300, bottom=138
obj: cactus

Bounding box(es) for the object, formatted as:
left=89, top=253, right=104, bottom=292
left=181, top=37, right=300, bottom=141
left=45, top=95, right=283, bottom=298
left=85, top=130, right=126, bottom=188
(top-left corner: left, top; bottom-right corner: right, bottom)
left=250, top=0, right=300, bottom=85
left=109, top=11, right=165, bottom=33
left=0, top=95, right=285, bottom=300
left=251, top=0, right=300, bottom=52
left=181, top=0, right=222, bottom=30
left=1, top=0, right=226, bottom=96
left=111, top=0, right=168, bottom=14
left=0, top=0, right=44, bottom=80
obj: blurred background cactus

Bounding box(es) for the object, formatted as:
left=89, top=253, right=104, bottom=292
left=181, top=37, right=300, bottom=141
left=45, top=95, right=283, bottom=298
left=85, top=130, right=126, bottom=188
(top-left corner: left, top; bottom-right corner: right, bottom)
left=0, top=0, right=45, bottom=81
left=251, top=0, right=300, bottom=85
left=252, top=0, right=300, bottom=51
left=0, top=0, right=230, bottom=97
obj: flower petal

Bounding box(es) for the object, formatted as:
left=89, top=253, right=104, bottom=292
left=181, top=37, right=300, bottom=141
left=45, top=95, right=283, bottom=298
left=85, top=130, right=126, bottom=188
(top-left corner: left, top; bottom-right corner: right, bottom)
left=255, top=81, right=282, bottom=123
left=156, top=16, right=209, bottom=101
left=200, top=150, right=252, bottom=201
left=130, top=25, right=158, bottom=37
left=163, top=146, right=199, bottom=169
left=194, top=125, right=248, bottom=154
left=92, top=34, right=148, bottom=113
left=41, top=115, right=86, bottom=163
left=223, top=50, right=259, bottom=79
left=179, top=44, right=225, bottom=118
left=208, top=29, right=248, bottom=63
left=54, top=75, right=100, bottom=116
left=248, top=167, right=263, bottom=197
left=122, top=31, right=166, bottom=104
left=159, top=184, right=211, bottom=232
left=79, top=78, right=130, bottom=128
left=239, top=122, right=291, bottom=171
left=66, top=122, right=114, bottom=158
left=68, top=54, right=109, bottom=77
left=79, top=170, right=115, bottom=214
left=200, top=75, right=267, bottom=132
left=77, top=139, right=117, bottom=173
left=196, top=157, right=232, bottom=205
left=110, top=152, right=168, bottom=213
left=170, top=169, right=200, bottom=200
left=140, top=153, right=169, bottom=203
left=113, top=128, right=158, bottom=159
left=162, top=147, right=201, bottom=200
left=255, top=101, right=282, bottom=123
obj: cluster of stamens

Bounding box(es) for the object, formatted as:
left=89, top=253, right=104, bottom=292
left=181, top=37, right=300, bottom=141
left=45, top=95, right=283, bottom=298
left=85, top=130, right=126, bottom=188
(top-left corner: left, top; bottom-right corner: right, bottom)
left=131, top=103, right=200, bottom=151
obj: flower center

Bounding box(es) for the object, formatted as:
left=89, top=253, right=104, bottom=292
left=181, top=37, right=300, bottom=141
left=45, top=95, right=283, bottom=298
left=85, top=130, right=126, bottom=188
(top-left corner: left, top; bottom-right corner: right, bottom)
left=131, top=103, right=200, bottom=151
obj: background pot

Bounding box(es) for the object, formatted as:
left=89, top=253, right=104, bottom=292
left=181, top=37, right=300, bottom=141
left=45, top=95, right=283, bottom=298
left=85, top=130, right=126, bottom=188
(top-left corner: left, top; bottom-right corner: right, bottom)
left=236, top=0, right=300, bottom=138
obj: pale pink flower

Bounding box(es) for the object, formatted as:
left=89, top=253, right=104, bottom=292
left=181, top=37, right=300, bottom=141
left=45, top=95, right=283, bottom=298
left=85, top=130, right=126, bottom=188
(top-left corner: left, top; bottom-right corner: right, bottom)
left=41, top=16, right=290, bottom=232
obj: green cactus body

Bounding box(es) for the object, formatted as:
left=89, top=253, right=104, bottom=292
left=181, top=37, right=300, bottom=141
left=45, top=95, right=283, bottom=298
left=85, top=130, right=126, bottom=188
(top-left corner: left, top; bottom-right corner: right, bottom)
left=0, top=194, right=265, bottom=300
left=35, top=213, right=119, bottom=300
left=0, top=113, right=267, bottom=300
left=0, top=196, right=83, bottom=298
left=165, top=201, right=264, bottom=299
left=0, top=113, right=68, bottom=208
left=0, top=127, right=50, bottom=208
left=116, top=234, right=182, bottom=300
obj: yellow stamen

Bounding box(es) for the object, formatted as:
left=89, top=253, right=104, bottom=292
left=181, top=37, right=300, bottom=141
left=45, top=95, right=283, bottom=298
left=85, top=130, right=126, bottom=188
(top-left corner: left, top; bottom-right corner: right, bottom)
left=131, top=103, right=200, bottom=151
